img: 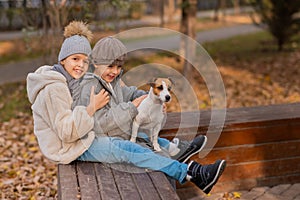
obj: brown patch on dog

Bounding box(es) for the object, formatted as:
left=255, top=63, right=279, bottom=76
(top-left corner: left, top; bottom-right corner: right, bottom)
left=151, top=78, right=173, bottom=96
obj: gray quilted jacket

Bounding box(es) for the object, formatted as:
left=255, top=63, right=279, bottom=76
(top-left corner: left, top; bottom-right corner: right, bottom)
left=76, top=72, right=146, bottom=140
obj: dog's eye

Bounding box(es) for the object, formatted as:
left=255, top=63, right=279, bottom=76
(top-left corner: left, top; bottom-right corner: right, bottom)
left=168, top=87, right=171, bottom=91
left=157, top=85, right=163, bottom=90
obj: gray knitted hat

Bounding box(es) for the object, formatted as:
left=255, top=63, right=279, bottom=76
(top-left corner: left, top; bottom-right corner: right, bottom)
left=58, top=21, right=93, bottom=62
left=90, top=36, right=127, bottom=66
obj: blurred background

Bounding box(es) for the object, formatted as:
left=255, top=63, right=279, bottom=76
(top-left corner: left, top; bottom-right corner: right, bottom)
left=0, top=0, right=300, bottom=199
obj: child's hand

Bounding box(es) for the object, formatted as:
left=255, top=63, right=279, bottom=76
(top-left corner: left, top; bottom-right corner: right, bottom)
left=95, top=89, right=110, bottom=109
left=132, top=94, right=147, bottom=107
left=87, top=87, right=110, bottom=116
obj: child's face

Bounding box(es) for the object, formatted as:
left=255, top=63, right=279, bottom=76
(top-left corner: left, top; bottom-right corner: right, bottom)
left=100, top=65, right=122, bottom=83
left=60, top=54, right=89, bottom=79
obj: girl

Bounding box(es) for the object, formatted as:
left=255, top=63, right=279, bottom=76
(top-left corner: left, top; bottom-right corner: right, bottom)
left=26, top=21, right=109, bottom=164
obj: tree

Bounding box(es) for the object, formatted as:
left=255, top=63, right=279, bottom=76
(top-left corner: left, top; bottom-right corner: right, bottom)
left=180, top=0, right=197, bottom=82
left=36, top=0, right=68, bottom=63
left=249, top=0, right=300, bottom=51
left=108, top=0, right=130, bottom=33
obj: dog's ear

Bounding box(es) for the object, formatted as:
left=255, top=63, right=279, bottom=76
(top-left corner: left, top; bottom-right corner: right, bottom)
left=148, top=78, right=157, bottom=87
left=168, top=77, right=175, bottom=86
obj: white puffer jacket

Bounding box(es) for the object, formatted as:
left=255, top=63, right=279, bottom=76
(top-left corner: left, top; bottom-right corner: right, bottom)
left=26, top=65, right=95, bottom=164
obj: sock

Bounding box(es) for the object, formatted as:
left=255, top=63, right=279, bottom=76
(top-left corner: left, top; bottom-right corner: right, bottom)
left=186, top=161, right=203, bottom=181
left=168, top=140, right=180, bottom=156
left=185, top=161, right=194, bottom=181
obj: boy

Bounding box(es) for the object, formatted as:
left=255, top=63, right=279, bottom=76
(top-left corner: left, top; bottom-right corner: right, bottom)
left=79, top=36, right=206, bottom=162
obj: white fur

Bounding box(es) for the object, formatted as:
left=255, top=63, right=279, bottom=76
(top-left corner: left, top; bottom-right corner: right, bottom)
left=130, top=80, right=171, bottom=151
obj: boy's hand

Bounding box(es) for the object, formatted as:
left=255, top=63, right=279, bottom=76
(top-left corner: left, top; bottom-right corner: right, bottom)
left=132, top=94, right=147, bottom=107
left=87, top=87, right=110, bottom=116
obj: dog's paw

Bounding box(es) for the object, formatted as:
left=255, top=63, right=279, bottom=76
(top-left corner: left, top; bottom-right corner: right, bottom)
left=130, top=138, right=136, bottom=143
left=153, top=145, right=161, bottom=152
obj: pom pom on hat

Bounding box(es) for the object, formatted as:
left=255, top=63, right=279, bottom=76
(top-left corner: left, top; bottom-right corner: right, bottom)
left=58, top=21, right=93, bottom=62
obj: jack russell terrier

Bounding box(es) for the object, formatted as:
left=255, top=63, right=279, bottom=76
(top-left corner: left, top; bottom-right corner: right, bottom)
left=130, top=77, right=173, bottom=151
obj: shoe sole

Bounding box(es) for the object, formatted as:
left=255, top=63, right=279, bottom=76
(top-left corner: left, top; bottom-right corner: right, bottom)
left=203, top=160, right=226, bottom=194
left=182, top=136, right=207, bottom=163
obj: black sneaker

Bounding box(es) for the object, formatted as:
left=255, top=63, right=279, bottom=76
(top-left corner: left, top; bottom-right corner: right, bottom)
left=187, top=160, right=226, bottom=194
left=171, top=135, right=207, bottom=163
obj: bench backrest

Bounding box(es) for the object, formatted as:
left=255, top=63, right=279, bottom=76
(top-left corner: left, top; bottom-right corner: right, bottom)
left=161, top=103, right=300, bottom=192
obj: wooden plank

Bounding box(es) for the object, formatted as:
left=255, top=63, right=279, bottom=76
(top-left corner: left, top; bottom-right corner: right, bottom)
left=162, top=119, right=300, bottom=147
left=76, top=162, right=101, bottom=200
left=216, top=157, right=300, bottom=181
left=149, top=171, right=180, bottom=200
left=213, top=121, right=300, bottom=147
left=131, top=172, right=161, bottom=200
left=161, top=103, right=300, bottom=140
left=111, top=165, right=141, bottom=200
left=57, top=164, right=79, bottom=200
left=94, top=163, right=121, bottom=200
left=163, top=103, right=300, bottom=131
left=198, top=140, right=300, bottom=165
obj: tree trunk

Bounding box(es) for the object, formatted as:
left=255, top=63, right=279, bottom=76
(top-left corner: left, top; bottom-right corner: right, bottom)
left=160, top=0, right=165, bottom=27
left=233, top=0, right=240, bottom=15
left=41, top=0, right=49, bottom=34
left=213, top=0, right=221, bottom=21
left=180, top=0, right=197, bottom=82
left=165, top=0, right=176, bottom=24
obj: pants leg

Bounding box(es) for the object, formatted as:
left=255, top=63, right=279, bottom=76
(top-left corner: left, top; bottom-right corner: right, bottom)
left=137, top=132, right=170, bottom=149
left=77, top=136, right=187, bottom=183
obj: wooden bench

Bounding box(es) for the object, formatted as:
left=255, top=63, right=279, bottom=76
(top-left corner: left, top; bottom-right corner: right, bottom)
left=160, top=103, right=300, bottom=197
left=57, top=102, right=300, bottom=199
left=58, top=161, right=180, bottom=200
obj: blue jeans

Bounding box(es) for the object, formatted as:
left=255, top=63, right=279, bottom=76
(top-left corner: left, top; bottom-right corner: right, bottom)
left=77, top=136, right=188, bottom=183
left=137, top=132, right=170, bottom=149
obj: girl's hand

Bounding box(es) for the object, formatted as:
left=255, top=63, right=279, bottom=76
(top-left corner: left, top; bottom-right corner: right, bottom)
left=132, top=94, right=147, bottom=107
left=87, top=87, right=110, bottom=116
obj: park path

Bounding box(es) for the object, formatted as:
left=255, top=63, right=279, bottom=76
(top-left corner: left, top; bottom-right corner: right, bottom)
left=0, top=24, right=261, bottom=85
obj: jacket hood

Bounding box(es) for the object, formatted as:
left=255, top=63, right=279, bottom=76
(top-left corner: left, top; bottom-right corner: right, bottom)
left=26, top=65, right=66, bottom=104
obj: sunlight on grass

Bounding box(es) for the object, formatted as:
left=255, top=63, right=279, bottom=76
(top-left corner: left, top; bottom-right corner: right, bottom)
left=203, top=31, right=300, bottom=62
left=0, top=81, right=31, bottom=121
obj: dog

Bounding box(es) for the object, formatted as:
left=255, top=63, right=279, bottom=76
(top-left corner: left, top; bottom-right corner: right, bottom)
left=130, top=77, right=173, bottom=151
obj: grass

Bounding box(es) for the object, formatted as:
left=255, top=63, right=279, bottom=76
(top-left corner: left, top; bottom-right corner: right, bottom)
left=203, top=31, right=300, bottom=62
left=0, top=81, right=31, bottom=122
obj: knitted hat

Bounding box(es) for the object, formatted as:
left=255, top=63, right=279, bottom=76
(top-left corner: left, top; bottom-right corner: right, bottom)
left=90, top=36, right=127, bottom=66
left=58, top=21, right=93, bottom=62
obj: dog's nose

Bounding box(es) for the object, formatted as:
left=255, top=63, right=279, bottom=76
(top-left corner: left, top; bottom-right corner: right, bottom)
left=165, top=95, right=171, bottom=102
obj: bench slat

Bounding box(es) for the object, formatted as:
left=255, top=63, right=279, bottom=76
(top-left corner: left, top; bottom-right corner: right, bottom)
left=58, top=161, right=180, bottom=200
left=76, top=162, right=101, bottom=200
left=57, top=164, right=79, bottom=200
left=111, top=165, right=142, bottom=200
left=132, top=172, right=161, bottom=200
left=149, top=171, right=180, bottom=200
left=94, top=163, right=121, bottom=200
